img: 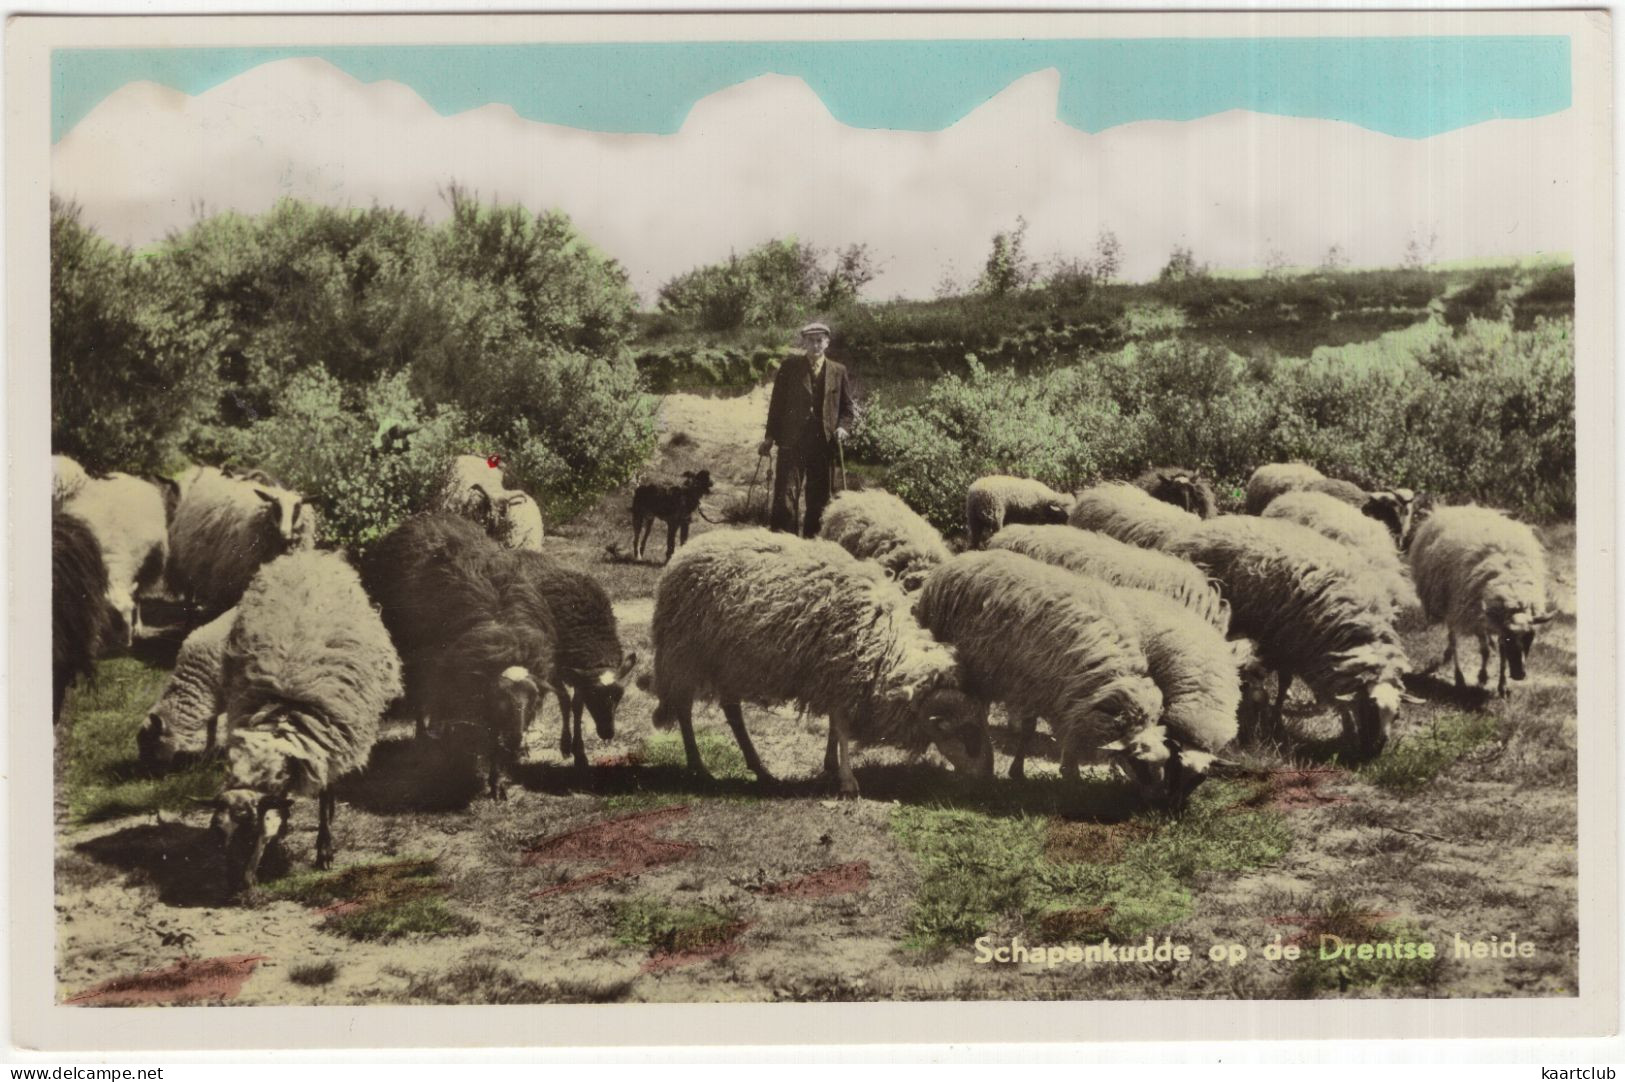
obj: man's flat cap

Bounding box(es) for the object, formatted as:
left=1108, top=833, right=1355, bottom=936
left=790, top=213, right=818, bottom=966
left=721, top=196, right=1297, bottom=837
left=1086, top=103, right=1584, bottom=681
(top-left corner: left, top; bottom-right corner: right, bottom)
left=798, top=322, right=831, bottom=337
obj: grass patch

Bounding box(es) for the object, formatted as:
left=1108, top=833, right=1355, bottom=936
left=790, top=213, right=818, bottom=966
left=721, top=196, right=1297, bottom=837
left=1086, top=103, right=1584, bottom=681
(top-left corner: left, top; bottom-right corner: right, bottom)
left=1359, top=712, right=1500, bottom=792
left=891, top=780, right=1292, bottom=949
left=287, top=960, right=338, bottom=987
left=636, top=731, right=753, bottom=782
left=61, top=657, right=223, bottom=825
left=1285, top=898, right=1443, bottom=997
left=612, top=896, right=741, bottom=954
left=267, top=858, right=477, bottom=942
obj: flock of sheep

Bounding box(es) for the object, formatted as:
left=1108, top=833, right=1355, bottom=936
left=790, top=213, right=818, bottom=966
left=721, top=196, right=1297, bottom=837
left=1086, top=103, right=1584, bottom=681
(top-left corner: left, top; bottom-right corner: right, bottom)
left=51, top=444, right=1553, bottom=900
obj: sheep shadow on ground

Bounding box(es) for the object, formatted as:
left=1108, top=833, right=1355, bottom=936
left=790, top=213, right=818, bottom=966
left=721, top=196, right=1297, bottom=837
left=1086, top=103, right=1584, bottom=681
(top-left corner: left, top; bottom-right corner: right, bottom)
left=1402, top=671, right=1495, bottom=711
left=341, top=736, right=487, bottom=813
left=74, top=821, right=282, bottom=908
left=506, top=758, right=1143, bottom=823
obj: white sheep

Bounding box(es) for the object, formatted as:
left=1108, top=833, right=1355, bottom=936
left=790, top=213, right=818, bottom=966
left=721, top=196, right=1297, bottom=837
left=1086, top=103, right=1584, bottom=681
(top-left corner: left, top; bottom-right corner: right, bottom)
left=1408, top=505, right=1552, bottom=696
left=649, top=528, right=992, bottom=797
left=438, top=454, right=545, bottom=550
left=915, top=550, right=1204, bottom=807
left=1067, top=482, right=1202, bottom=551
left=964, top=475, right=1074, bottom=549
left=989, top=523, right=1229, bottom=632
left=211, top=550, right=402, bottom=893
left=1168, top=516, right=1414, bottom=758
left=1262, top=489, right=1420, bottom=616
left=62, top=471, right=171, bottom=644
left=500, top=492, right=546, bottom=551
left=819, top=489, right=952, bottom=594
left=53, top=454, right=90, bottom=504
left=1244, top=462, right=1415, bottom=545
left=136, top=608, right=236, bottom=766
left=167, top=467, right=315, bottom=616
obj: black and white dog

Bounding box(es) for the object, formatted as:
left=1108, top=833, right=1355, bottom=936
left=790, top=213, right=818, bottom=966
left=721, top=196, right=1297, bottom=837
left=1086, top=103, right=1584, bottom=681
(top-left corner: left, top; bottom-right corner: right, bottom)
left=631, top=469, right=713, bottom=562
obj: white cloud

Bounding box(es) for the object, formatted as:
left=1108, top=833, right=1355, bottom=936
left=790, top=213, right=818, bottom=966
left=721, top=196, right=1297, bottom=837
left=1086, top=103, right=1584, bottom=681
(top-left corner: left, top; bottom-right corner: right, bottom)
left=52, top=57, right=1578, bottom=301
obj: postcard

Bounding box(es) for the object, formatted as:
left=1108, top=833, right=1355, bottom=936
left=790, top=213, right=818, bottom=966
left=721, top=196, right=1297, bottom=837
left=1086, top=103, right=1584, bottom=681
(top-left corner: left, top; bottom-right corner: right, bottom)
left=8, top=10, right=1616, bottom=1052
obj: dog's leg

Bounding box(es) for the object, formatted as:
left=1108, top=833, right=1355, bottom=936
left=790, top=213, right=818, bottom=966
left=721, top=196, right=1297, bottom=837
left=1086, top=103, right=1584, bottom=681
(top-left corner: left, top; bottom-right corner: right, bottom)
left=665, top=519, right=678, bottom=562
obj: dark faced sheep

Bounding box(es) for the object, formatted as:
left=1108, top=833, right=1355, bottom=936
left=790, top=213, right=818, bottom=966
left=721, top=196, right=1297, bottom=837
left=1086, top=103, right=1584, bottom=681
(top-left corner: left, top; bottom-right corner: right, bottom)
left=53, top=508, right=112, bottom=723
left=1068, top=482, right=1202, bottom=551
left=1134, top=467, right=1219, bottom=519
left=1244, top=462, right=1414, bottom=546
left=1262, top=490, right=1420, bottom=617
left=650, top=528, right=992, bottom=797
left=1408, top=505, right=1552, bottom=696
left=512, top=551, right=636, bottom=768
left=1168, top=516, right=1415, bottom=758
left=211, top=551, right=402, bottom=894
left=965, top=475, right=1074, bottom=549
left=362, top=514, right=555, bottom=799
left=168, top=467, right=316, bottom=617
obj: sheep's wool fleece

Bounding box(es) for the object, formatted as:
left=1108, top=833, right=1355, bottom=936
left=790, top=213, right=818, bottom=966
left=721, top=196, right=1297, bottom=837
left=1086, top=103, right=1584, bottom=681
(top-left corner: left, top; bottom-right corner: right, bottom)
left=62, top=472, right=168, bottom=597
left=1169, top=516, right=1407, bottom=699
left=1408, top=505, right=1549, bottom=634
left=1117, top=588, right=1241, bottom=753
left=1263, top=490, right=1418, bottom=613
left=916, top=550, right=1162, bottom=743
left=513, top=551, right=622, bottom=674
left=991, top=524, right=1228, bottom=632
left=820, top=490, right=950, bottom=590
left=1244, top=462, right=1327, bottom=515
left=652, top=529, right=959, bottom=747
left=169, top=467, right=311, bottom=611
left=223, top=551, right=402, bottom=795
left=149, top=607, right=236, bottom=753
left=1068, top=482, right=1200, bottom=551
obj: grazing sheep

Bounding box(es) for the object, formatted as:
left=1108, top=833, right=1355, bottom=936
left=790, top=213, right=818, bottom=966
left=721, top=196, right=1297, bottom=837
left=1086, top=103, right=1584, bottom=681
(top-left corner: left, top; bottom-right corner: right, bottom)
left=137, top=608, right=236, bottom=766
left=513, top=552, right=637, bottom=768
left=499, top=492, right=546, bottom=551
left=53, top=509, right=112, bottom=723
left=631, top=469, right=713, bottom=562
left=362, top=514, right=555, bottom=799
left=211, top=551, right=402, bottom=894
left=63, top=472, right=171, bottom=644
left=819, top=489, right=951, bottom=594
left=1408, top=505, right=1552, bottom=696
left=649, top=528, right=992, bottom=797
left=1168, top=516, right=1413, bottom=758
left=437, top=454, right=545, bottom=551
left=53, top=454, right=90, bottom=503
left=167, top=467, right=315, bottom=616
left=989, top=524, right=1228, bottom=632
left=1135, top=467, right=1218, bottom=519
left=1262, top=490, right=1420, bottom=616
left=916, top=550, right=1210, bottom=808
left=1244, top=462, right=1413, bottom=545
left=965, top=475, right=1074, bottom=549
left=1068, top=482, right=1202, bottom=551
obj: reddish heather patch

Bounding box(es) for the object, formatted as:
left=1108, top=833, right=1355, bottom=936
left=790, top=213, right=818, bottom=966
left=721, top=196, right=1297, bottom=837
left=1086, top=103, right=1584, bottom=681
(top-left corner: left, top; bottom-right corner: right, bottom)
left=524, top=805, right=697, bottom=897
left=1239, top=768, right=1350, bottom=812
left=641, top=922, right=751, bottom=973
left=1267, top=910, right=1401, bottom=948
left=65, top=954, right=267, bottom=1007
left=315, top=900, right=369, bottom=919
left=760, top=861, right=870, bottom=898
left=593, top=752, right=644, bottom=768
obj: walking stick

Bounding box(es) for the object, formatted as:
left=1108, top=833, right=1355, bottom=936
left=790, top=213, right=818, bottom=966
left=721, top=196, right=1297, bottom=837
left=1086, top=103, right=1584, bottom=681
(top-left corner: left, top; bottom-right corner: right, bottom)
left=746, top=450, right=767, bottom=510
left=837, top=437, right=849, bottom=492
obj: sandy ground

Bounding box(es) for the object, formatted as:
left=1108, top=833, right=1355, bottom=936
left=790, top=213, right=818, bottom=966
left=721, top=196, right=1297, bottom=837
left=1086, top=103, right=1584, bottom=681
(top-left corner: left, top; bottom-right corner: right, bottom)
left=54, top=385, right=1581, bottom=1006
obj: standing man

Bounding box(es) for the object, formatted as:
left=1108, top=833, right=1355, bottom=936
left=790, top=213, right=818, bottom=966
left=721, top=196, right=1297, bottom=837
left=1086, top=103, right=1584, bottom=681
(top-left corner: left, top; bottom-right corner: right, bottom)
left=758, top=321, right=856, bottom=537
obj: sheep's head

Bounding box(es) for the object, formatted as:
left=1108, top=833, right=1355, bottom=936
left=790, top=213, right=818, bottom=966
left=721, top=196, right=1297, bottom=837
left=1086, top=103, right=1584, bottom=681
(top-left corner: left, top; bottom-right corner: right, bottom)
left=207, top=788, right=292, bottom=895
left=574, top=653, right=637, bottom=740
left=1484, top=602, right=1555, bottom=682
left=1361, top=491, right=1408, bottom=546
left=1039, top=500, right=1071, bottom=525
left=488, top=665, right=542, bottom=756
left=915, top=686, right=993, bottom=780
left=1335, top=678, right=1420, bottom=759
left=252, top=486, right=306, bottom=551
left=1101, top=725, right=1226, bottom=812
left=137, top=711, right=172, bottom=766
left=1147, top=471, right=1214, bottom=518
left=105, top=586, right=136, bottom=647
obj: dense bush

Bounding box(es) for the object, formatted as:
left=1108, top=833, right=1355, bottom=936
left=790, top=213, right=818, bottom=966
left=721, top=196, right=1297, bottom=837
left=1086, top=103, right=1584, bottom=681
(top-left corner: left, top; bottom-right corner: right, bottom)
left=851, top=316, right=1575, bottom=533
left=51, top=199, right=224, bottom=473
left=656, top=238, right=877, bottom=333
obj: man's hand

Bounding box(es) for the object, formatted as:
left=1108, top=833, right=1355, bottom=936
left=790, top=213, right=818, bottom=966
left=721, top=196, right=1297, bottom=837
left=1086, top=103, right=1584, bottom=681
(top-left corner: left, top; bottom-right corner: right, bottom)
left=757, top=438, right=773, bottom=457
left=836, top=427, right=849, bottom=443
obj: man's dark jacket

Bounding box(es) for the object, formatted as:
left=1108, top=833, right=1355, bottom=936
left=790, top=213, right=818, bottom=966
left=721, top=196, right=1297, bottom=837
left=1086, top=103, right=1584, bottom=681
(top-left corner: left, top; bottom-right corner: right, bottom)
left=764, top=352, right=856, bottom=451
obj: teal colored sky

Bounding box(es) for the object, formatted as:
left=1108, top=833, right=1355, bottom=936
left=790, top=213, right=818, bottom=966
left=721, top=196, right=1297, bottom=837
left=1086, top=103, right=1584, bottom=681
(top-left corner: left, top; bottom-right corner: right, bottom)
left=53, top=37, right=1570, bottom=144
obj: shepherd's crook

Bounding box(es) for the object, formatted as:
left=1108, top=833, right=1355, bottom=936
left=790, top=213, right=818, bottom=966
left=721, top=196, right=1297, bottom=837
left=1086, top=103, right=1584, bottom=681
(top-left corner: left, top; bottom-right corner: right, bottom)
left=837, top=437, right=848, bottom=492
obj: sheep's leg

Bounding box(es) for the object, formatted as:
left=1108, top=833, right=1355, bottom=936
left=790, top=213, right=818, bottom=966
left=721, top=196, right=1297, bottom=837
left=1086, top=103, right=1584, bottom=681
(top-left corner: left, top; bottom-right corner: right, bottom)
left=315, top=789, right=335, bottom=870
left=674, top=700, right=713, bottom=780
left=554, top=680, right=574, bottom=758
left=1010, top=715, right=1039, bottom=780
left=1058, top=728, right=1081, bottom=782
left=1497, top=649, right=1509, bottom=698
left=822, top=723, right=839, bottom=775
left=721, top=701, right=776, bottom=784
left=829, top=710, right=859, bottom=799
left=1477, top=633, right=1492, bottom=689
left=571, top=692, right=591, bottom=769
left=1272, top=671, right=1292, bottom=737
